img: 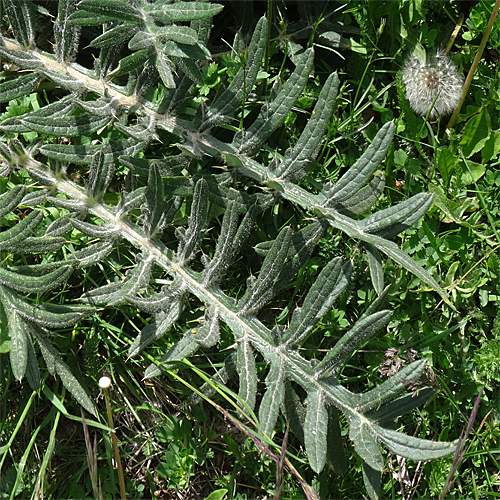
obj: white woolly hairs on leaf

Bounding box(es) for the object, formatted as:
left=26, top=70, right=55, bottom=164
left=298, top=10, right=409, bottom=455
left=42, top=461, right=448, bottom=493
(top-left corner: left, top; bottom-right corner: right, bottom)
left=401, top=50, right=464, bottom=120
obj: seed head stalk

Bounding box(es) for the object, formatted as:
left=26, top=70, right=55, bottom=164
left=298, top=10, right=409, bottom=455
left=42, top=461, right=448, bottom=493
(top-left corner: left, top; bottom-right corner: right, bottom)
left=99, top=376, right=127, bottom=500
left=446, top=0, right=500, bottom=129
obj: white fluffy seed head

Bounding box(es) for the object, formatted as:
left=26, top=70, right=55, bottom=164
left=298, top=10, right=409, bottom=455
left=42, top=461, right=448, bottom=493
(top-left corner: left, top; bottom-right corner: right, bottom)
left=401, top=50, right=464, bottom=120
left=99, top=376, right=112, bottom=389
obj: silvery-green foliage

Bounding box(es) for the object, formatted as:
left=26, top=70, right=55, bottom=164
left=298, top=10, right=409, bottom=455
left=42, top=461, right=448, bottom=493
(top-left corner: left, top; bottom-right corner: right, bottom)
left=0, top=2, right=456, bottom=497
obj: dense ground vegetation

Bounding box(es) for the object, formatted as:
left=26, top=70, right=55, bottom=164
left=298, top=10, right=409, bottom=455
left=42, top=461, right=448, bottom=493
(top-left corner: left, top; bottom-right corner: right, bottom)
left=0, top=0, right=499, bottom=499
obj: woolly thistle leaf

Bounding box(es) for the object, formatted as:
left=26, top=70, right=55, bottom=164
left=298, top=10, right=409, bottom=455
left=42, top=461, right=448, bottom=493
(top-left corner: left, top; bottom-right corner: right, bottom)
left=163, top=41, right=211, bottom=61
left=67, top=10, right=119, bottom=25
left=316, top=311, right=392, bottom=377
left=258, top=361, right=285, bottom=436
left=87, top=151, right=114, bottom=201
left=304, top=390, right=328, bottom=473
left=3, top=0, right=35, bottom=48
left=142, top=1, right=223, bottom=23
left=108, top=49, right=154, bottom=78
left=114, top=115, right=158, bottom=142
left=38, top=69, right=84, bottom=93
left=238, top=227, right=293, bottom=315
left=22, top=114, right=112, bottom=137
left=46, top=196, right=86, bottom=212
left=238, top=49, right=315, bottom=155
left=349, top=415, right=384, bottom=471
left=356, top=360, right=426, bottom=412
left=193, top=308, right=220, bottom=348
left=174, top=56, right=203, bottom=86
left=0, top=265, right=73, bottom=294
left=0, top=72, right=40, bottom=103
left=144, top=329, right=200, bottom=379
left=54, top=0, right=81, bottom=63
left=120, top=255, right=155, bottom=298
left=66, top=241, right=115, bottom=269
left=0, top=285, right=94, bottom=329
left=285, top=258, right=352, bottom=345
left=254, top=221, right=326, bottom=258
left=366, top=387, right=436, bottom=426
left=117, top=187, right=147, bottom=217
left=80, top=280, right=125, bottom=306
left=128, top=297, right=184, bottom=357
left=5, top=235, right=66, bottom=254
left=31, top=327, right=97, bottom=415
left=46, top=217, right=73, bottom=237
left=156, top=51, right=176, bottom=89
left=373, top=239, right=451, bottom=308
left=366, top=244, right=384, bottom=296
left=9, top=310, right=28, bottom=381
left=70, top=219, right=118, bottom=240
left=374, top=424, right=458, bottom=461
left=41, top=138, right=146, bottom=165
left=144, top=164, right=166, bottom=238
left=237, top=340, right=257, bottom=412
left=119, top=155, right=187, bottom=178
left=25, top=330, right=40, bottom=391
left=177, top=178, right=210, bottom=263
left=90, top=24, right=138, bottom=49
left=336, top=172, right=385, bottom=217
left=363, top=462, right=381, bottom=500
left=0, top=210, right=43, bottom=249
left=202, top=202, right=257, bottom=286
left=0, top=96, right=76, bottom=133
left=0, top=45, right=43, bottom=71
left=324, top=122, right=394, bottom=205
left=74, top=0, right=142, bottom=22
left=360, top=192, right=433, bottom=238
left=283, top=380, right=306, bottom=443
left=126, top=277, right=185, bottom=314
left=275, top=72, right=339, bottom=181
left=0, top=186, right=25, bottom=219
left=326, top=405, right=347, bottom=476
left=128, top=32, right=156, bottom=51
left=197, top=16, right=268, bottom=130
left=20, top=189, right=48, bottom=208
left=74, top=96, right=119, bottom=117
left=0, top=9, right=459, bottom=492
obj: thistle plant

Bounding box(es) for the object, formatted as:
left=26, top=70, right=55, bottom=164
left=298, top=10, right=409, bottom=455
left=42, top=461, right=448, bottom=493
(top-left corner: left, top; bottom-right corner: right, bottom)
left=402, top=49, right=464, bottom=120
left=0, top=1, right=458, bottom=498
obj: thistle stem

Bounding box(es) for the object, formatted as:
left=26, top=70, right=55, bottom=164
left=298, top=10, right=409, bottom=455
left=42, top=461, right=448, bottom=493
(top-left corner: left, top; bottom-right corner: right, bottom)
left=99, top=377, right=127, bottom=500
left=446, top=0, right=500, bottom=129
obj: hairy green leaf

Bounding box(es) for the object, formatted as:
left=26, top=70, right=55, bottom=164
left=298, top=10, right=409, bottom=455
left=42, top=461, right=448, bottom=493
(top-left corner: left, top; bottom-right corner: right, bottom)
left=276, top=72, right=339, bottom=181
left=304, top=390, right=328, bottom=473
left=238, top=49, right=315, bottom=155
left=23, top=114, right=111, bottom=137
left=54, top=0, right=80, bottom=63
left=0, top=265, right=73, bottom=294
left=0, top=73, right=40, bottom=103
left=237, top=340, right=257, bottom=412
left=4, top=0, right=35, bottom=47
left=259, top=362, right=285, bottom=436
left=9, top=310, right=28, bottom=381
left=142, top=1, right=223, bottom=23
left=31, top=327, right=97, bottom=415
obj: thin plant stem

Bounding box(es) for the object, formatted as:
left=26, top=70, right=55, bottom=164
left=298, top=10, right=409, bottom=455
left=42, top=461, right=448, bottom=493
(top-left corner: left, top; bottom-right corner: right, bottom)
left=446, top=0, right=500, bottom=129
left=439, top=389, right=483, bottom=500
left=445, top=13, right=464, bottom=55
left=100, top=377, right=127, bottom=500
